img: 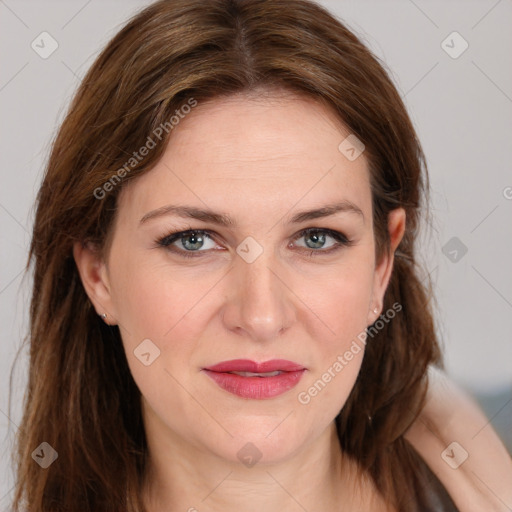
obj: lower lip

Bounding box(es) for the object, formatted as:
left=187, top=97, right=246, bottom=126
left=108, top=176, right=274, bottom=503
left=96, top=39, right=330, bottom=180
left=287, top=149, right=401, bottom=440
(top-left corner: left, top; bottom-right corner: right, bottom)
left=203, top=369, right=306, bottom=399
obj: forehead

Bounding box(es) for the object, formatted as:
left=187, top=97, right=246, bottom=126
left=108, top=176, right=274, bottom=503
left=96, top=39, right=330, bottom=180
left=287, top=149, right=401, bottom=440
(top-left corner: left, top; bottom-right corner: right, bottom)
left=118, top=91, right=372, bottom=226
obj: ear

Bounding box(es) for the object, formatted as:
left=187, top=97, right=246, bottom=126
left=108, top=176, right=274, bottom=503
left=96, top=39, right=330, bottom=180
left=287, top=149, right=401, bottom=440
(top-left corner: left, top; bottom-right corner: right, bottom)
left=73, top=241, right=117, bottom=325
left=367, top=207, right=406, bottom=325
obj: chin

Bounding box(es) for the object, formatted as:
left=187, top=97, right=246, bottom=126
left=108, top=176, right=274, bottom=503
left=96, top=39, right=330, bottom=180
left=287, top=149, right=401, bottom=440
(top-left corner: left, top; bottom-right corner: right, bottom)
left=206, top=419, right=312, bottom=467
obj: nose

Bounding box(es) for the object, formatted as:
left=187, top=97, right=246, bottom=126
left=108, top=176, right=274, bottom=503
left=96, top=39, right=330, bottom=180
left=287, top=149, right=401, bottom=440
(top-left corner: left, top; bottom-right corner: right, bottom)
left=221, top=249, right=296, bottom=342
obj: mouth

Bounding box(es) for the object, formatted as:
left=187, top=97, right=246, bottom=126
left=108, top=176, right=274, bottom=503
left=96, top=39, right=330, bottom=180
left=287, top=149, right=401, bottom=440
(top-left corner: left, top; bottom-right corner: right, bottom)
left=202, top=359, right=306, bottom=399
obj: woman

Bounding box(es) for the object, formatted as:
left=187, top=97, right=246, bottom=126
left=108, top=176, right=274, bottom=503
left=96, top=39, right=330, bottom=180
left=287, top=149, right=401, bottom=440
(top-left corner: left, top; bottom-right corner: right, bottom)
left=10, top=0, right=512, bottom=511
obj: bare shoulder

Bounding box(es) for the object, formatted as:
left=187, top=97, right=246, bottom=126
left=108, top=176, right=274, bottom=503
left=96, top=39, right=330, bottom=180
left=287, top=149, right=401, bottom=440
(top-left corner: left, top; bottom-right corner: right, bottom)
left=405, top=366, right=512, bottom=512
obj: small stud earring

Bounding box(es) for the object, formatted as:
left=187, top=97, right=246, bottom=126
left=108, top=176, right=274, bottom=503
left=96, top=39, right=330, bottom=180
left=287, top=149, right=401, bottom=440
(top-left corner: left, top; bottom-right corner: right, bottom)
left=101, top=313, right=107, bottom=320
left=373, top=308, right=378, bottom=314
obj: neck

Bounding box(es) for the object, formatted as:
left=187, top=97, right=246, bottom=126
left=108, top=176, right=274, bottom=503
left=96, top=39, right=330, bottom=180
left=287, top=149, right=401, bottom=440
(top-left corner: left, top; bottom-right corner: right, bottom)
left=141, top=417, right=370, bottom=512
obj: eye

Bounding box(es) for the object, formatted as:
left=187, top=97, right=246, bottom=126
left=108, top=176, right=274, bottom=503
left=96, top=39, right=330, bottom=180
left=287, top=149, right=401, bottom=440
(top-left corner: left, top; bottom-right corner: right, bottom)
left=155, top=226, right=354, bottom=259
left=290, top=228, right=354, bottom=256
left=156, top=228, right=219, bottom=258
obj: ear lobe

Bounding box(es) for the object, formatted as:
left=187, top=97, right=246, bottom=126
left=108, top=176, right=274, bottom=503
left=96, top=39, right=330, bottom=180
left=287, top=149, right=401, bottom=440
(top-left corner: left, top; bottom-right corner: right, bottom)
left=73, top=240, right=116, bottom=321
left=368, top=208, right=406, bottom=324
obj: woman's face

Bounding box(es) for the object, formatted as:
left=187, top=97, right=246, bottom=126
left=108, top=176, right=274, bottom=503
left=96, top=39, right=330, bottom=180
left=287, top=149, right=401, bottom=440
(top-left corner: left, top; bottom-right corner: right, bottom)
left=76, top=91, right=404, bottom=465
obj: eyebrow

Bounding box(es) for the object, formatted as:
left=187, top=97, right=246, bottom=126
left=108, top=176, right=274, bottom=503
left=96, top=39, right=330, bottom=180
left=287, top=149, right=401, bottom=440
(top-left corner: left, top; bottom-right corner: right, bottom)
left=139, top=200, right=364, bottom=226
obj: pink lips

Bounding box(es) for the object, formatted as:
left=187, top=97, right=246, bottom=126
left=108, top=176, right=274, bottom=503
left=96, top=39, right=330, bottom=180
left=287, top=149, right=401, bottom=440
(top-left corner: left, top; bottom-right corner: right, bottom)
left=202, top=359, right=306, bottom=399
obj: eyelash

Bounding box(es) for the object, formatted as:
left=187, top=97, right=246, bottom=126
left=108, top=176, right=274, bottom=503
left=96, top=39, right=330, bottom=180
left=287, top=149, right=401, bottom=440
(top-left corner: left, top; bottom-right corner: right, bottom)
left=155, top=226, right=354, bottom=259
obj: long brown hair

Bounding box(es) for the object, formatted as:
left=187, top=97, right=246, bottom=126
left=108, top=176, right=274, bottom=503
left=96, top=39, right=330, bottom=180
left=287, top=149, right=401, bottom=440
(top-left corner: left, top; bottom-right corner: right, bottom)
left=10, top=0, right=444, bottom=510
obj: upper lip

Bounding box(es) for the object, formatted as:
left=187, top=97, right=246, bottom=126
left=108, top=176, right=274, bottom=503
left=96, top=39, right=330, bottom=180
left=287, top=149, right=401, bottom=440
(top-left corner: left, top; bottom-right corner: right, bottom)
left=204, top=359, right=305, bottom=373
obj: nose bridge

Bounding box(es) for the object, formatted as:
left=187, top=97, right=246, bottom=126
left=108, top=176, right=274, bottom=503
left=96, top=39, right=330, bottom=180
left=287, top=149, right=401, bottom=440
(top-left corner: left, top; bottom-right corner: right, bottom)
left=223, top=245, right=294, bottom=340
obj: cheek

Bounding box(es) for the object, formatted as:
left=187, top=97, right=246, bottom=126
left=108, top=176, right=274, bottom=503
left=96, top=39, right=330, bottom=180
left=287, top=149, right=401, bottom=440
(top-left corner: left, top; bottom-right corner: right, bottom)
left=302, top=260, right=374, bottom=345
left=109, top=250, right=209, bottom=342
left=293, top=263, right=373, bottom=410
left=110, top=261, right=212, bottom=432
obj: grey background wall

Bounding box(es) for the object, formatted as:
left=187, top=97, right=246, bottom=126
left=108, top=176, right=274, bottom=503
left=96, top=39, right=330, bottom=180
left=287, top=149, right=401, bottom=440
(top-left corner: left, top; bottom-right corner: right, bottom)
left=1, top=0, right=511, bottom=507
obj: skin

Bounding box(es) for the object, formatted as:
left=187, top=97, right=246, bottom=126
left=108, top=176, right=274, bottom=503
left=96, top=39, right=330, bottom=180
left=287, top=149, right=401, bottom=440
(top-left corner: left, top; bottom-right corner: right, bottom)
left=405, top=366, right=512, bottom=512
left=73, top=91, right=511, bottom=511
